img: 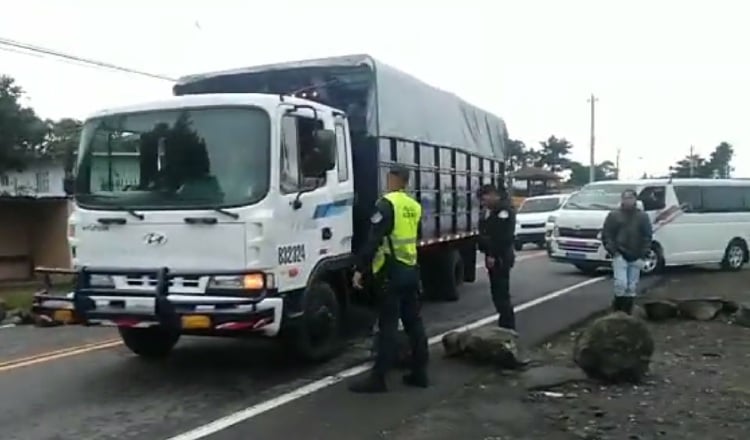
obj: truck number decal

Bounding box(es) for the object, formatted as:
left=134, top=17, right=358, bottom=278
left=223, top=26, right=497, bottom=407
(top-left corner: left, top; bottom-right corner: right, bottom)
left=278, top=244, right=306, bottom=265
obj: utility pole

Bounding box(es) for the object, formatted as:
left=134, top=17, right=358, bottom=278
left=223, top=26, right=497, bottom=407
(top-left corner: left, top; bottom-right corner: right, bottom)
left=615, top=148, right=621, bottom=179
left=689, top=145, right=695, bottom=177
left=588, top=94, right=598, bottom=183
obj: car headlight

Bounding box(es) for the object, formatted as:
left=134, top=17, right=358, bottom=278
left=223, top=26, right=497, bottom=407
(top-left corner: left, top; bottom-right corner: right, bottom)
left=552, top=225, right=560, bottom=237
left=207, top=273, right=275, bottom=291
left=547, top=215, right=557, bottom=223
left=596, top=230, right=603, bottom=240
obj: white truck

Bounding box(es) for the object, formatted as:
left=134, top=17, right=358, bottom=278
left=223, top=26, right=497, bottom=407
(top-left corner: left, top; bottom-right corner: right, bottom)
left=33, top=55, right=507, bottom=361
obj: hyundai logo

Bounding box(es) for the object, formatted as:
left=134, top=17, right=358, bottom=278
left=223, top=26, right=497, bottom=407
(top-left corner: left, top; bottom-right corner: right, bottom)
left=143, top=232, right=167, bottom=246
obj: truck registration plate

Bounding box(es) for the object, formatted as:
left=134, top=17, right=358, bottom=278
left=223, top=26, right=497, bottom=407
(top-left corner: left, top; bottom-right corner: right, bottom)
left=566, top=252, right=587, bottom=260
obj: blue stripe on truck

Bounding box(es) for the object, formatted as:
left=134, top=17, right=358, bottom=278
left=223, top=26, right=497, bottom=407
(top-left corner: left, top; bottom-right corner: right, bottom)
left=313, top=197, right=354, bottom=219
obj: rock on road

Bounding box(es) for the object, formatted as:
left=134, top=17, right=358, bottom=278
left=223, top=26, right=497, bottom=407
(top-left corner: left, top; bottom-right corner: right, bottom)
left=0, top=251, right=601, bottom=440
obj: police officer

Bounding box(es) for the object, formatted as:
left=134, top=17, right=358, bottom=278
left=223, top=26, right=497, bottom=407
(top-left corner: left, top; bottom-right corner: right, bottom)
left=349, top=165, right=429, bottom=393
left=478, top=183, right=517, bottom=330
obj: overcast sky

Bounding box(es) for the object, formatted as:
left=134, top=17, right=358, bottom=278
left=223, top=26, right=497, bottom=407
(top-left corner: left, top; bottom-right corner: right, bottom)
left=2, top=0, right=748, bottom=178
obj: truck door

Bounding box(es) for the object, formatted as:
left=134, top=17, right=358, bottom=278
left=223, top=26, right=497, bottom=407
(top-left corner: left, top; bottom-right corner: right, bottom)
left=277, top=109, right=347, bottom=291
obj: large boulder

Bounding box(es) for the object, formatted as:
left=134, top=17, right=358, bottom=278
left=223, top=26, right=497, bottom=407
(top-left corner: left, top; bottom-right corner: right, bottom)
left=573, top=312, right=655, bottom=383
left=642, top=300, right=678, bottom=321
left=733, top=303, right=750, bottom=328
left=678, top=299, right=724, bottom=321
left=442, top=326, right=520, bottom=369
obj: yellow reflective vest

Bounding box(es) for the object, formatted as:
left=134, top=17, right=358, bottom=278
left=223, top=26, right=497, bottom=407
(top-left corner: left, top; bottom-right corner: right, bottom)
left=371, top=191, right=422, bottom=274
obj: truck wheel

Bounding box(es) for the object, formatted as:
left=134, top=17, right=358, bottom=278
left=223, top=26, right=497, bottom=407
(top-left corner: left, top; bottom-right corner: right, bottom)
left=514, top=241, right=524, bottom=251
left=460, top=245, right=477, bottom=283
left=439, top=250, right=464, bottom=302
left=284, top=282, right=343, bottom=363
left=118, top=326, right=180, bottom=359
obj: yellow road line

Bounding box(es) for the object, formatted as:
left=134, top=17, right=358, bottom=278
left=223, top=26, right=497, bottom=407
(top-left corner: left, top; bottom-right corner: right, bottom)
left=0, top=339, right=122, bottom=372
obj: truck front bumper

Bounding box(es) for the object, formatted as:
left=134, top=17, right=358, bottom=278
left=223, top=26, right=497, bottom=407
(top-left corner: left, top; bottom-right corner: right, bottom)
left=32, top=266, right=283, bottom=337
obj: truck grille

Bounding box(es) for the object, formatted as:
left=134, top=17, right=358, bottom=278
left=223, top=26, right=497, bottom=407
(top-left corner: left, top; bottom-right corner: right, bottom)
left=124, top=275, right=201, bottom=288
left=559, top=227, right=600, bottom=239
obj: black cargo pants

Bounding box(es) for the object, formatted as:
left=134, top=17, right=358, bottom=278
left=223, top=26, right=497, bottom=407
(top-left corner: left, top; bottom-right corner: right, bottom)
left=489, top=264, right=516, bottom=330
left=372, top=262, right=429, bottom=377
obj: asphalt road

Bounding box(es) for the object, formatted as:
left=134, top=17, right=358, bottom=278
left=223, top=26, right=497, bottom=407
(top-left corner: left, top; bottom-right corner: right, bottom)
left=0, top=250, right=607, bottom=440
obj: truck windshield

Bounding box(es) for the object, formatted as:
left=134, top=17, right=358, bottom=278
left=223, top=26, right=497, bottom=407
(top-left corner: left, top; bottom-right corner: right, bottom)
left=518, top=197, right=563, bottom=213
left=563, top=184, right=638, bottom=211
left=74, top=107, right=270, bottom=210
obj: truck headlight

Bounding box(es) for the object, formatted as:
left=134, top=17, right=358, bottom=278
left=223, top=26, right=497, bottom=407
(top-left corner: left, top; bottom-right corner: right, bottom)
left=553, top=225, right=560, bottom=237
left=547, top=215, right=557, bottom=223
left=596, top=230, right=603, bottom=240
left=207, top=273, right=275, bottom=291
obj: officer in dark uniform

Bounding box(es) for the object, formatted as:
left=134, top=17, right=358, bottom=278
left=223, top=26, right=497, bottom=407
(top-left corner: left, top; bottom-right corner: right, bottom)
left=349, top=165, right=429, bottom=393
left=477, top=183, right=517, bottom=330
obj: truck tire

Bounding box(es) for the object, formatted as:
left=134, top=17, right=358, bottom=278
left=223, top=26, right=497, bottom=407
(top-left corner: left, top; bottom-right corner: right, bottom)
left=461, top=245, right=477, bottom=283
left=118, top=326, right=180, bottom=359
left=438, top=250, right=464, bottom=302
left=284, top=281, right=343, bottom=363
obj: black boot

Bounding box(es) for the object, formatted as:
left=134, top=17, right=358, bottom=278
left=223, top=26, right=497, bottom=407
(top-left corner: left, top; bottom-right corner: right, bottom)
left=402, top=370, right=429, bottom=388
left=348, top=373, right=387, bottom=393
left=612, top=296, right=625, bottom=313
left=622, top=297, right=635, bottom=315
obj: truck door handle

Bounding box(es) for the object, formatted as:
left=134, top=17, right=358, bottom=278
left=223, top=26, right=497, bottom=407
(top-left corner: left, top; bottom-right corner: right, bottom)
left=97, top=217, right=127, bottom=225
left=322, top=227, right=332, bottom=240
left=184, top=217, right=218, bottom=225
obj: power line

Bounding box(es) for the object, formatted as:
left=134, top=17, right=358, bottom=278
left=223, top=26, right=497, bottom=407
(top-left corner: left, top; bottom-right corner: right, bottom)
left=0, top=36, right=176, bottom=82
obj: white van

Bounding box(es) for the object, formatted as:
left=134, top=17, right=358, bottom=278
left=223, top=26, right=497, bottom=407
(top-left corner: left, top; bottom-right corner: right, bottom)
left=547, top=178, right=750, bottom=275
left=514, top=194, right=568, bottom=250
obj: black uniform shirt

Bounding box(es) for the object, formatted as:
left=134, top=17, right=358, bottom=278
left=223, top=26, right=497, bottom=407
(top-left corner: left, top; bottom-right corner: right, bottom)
left=355, top=198, right=395, bottom=272
left=478, top=199, right=516, bottom=266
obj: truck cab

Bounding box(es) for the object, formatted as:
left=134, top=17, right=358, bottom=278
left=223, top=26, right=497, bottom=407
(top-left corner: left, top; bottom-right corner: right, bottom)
left=34, top=54, right=507, bottom=362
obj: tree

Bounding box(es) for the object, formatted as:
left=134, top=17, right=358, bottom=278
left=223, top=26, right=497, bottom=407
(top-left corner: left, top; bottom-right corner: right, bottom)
left=670, top=153, right=710, bottom=178
left=536, top=135, right=573, bottom=172
left=705, top=142, right=734, bottom=178
left=40, top=118, right=83, bottom=174
left=0, top=75, right=47, bottom=172
left=568, top=160, right=617, bottom=186
left=505, top=138, right=542, bottom=172
left=669, top=142, right=735, bottom=179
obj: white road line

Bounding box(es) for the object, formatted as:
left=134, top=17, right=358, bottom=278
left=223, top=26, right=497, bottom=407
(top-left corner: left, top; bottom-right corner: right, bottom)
left=165, top=274, right=606, bottom=440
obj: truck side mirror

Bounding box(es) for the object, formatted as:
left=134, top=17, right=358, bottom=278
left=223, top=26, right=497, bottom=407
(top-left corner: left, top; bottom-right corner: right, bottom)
left=312, top=129, right=336, bottom=172
left=63, top=176, right=74, bottom=196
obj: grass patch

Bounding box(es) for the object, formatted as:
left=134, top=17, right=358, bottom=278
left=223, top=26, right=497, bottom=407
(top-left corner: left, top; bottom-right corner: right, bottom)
left=0, top=282, right=74, bottom=312
left=0, top=285, right=38, bottom=311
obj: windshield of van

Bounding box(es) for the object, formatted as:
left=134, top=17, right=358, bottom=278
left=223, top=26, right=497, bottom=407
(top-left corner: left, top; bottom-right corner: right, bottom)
left=563, top=184, right=638, bottom=210
left=74, top=107, right=270, bottom=210
left=518, top=197, right=564, bottom=213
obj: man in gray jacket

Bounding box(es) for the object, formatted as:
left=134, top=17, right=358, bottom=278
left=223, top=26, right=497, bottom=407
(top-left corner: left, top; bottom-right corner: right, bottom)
left=602, top=189, right=653, bottom=314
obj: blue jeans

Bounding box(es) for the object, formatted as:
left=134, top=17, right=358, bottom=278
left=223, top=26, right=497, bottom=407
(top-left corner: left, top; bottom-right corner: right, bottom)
left=612, top=255, right=642, bottom=297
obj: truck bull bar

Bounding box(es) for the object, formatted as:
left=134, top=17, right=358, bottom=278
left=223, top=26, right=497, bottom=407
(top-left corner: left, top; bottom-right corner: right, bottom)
left=31, top=266, right=280, bottom=333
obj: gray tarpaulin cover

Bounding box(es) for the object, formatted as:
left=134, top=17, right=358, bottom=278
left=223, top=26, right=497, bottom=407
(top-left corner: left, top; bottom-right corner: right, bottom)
left=176, top=54, right=506, bottom=160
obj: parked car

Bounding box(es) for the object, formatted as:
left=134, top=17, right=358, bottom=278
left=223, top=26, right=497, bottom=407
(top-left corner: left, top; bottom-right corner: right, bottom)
left=514, top=194, right=569, bottom=251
